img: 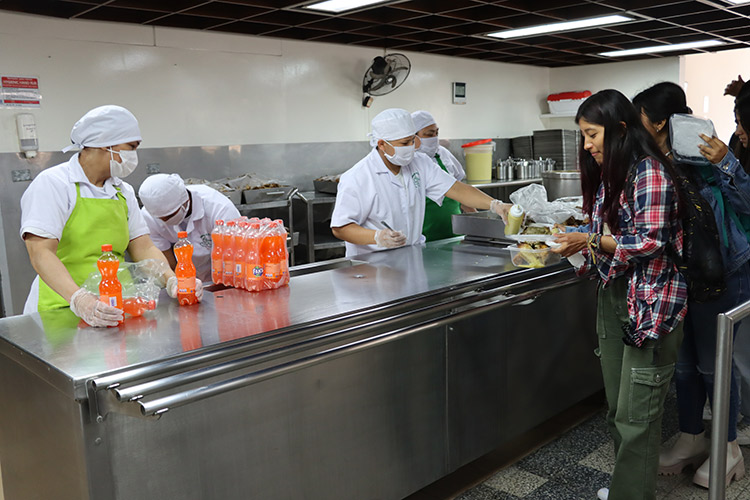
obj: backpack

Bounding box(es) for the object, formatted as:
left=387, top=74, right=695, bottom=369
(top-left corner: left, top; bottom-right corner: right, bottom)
left=625, top=162, right=726, bottom=303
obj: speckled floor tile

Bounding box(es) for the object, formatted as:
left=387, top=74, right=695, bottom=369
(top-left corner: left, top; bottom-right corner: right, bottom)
left=579, top=441, right=615, bottom=475
left=454, top=484, right=520, bottom=500
left=483, top=466, right=547, bottom=497
left=520, top=464, right=611, bottom=500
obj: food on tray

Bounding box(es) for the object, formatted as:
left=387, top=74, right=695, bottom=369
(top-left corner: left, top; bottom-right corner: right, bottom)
left=521, top=224, right=561, bottom=236
left=315, top=174, right=341, bottom=183
left=563, top=215, right=588, bottom=227
left=510, top=242, right=557, bottom=268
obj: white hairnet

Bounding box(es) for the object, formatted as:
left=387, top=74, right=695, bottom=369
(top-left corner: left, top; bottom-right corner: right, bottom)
left=138, top=173, right=189, bottom=218
left=368, top=108, right=416, bottom=147
left=411, top=110, right=437, bottom=133
left=63, top=105, right=142, bottom=153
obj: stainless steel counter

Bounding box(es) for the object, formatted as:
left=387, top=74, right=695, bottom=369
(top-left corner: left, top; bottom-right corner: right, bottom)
left=0, top=239, right=602, bottom=500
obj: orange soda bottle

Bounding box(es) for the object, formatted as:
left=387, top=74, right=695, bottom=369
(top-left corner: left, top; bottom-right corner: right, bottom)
left=274, top=219, right=290, bottom=287
left=245, top=222, right=263, bottom=292
left=123, top=296, right=155, bottom=317
left=234, top=221, right=249, bottom=290
left=211, top=220, right=225, bottom=285
left=223, top=221, right=237, bottom=287
left=261, top=221, right=285, bottom=288
left=174, top=231, right=198, bottom=306
left=98, top=244, right=123, bottom=323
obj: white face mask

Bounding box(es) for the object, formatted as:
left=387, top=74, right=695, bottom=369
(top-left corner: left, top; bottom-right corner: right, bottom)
left=383, top=140, right=415, bottom=167
left=162, top=203, right=188, bottom=226
left=418, top=136, right=439, bottom=157
left=108, top=148, right=138, bottom=178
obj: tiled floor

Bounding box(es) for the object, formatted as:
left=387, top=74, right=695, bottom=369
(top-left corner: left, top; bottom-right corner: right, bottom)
left=456, top=389, right=750, bottom=500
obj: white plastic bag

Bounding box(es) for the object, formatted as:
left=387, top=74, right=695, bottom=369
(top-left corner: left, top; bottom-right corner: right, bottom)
left=509, top=184, right=583, bottom=225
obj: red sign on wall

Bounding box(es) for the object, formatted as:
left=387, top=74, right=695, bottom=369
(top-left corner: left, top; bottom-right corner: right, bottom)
left=1, top=75, right=41, bottom=107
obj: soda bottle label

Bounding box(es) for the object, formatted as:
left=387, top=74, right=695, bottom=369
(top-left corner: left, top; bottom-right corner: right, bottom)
left=264, top=263, right=281, bottom=279
left=251, top=265, right=264, bottom=278
left=235, top=263, right=243, bottom=275
left=178, top=276, right=196, bottom=294
left=100, top=295, right=118, bottom=308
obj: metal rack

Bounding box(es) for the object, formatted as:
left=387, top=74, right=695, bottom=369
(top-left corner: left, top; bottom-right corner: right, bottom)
left=294, top=190, right=344, bottom=264
left=235, top=187, right=299, bottom=265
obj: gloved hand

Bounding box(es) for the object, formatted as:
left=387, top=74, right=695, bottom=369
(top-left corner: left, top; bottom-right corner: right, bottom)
left=69, top=288, right=123, bottom=328
left=374, top=228, right=407, bottom=249
left=167, top=276, right=204, bottom=302
left=490, top=199, right=511, bottom=223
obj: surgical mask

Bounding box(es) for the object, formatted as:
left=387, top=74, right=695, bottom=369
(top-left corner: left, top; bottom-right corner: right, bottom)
left=162, top=203, right=188, bottom=226
left=383, top=140, right=415, bottom=167
left=107, top=148, right=138, bottom=178
left=418, top=136, right=439, bottom=157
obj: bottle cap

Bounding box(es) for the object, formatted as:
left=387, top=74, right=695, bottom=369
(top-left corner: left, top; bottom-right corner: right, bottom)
left=509, top=204, right=524, bottom=217
left=215, top=219, right=224, bottom=226
left=101, top=244, right=113, bottom=252
left=178, top=231, right=188, bottom=238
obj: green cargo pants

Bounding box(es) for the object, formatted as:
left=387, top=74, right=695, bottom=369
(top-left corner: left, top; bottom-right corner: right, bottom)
left=597, top=277, right=683, bottom=500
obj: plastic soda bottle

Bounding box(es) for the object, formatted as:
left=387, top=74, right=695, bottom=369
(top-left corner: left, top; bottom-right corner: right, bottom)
left=211, top=220, right=225, bottom=285
left=234, top=222, right=249, bottom=290
left=123, top=296, right=156, bottom=317
left=174, top=231, right=198, bottom=306
left=98, top=244, right=123, bottom=323
left=274, top=219, right=290, bottom=287
left=261, top=221, right=285, bottom=288
left=245, top=222, right=263, bottom=292
left=223, top=220, right=237, bottom=286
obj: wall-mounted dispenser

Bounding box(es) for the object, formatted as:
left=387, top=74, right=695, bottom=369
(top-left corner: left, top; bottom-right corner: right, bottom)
left=16, top=113, right=38, bottom=158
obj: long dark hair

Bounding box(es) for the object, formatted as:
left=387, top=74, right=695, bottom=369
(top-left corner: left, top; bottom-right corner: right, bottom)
left=736, top=94, right=750, bottom=134
left=575, top=89, right=674, bottom=229
left=632, top=82, right=692, bottom=151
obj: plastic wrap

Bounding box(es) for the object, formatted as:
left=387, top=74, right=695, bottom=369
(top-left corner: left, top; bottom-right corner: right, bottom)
left=81, top=259, right=171, bottom=316
left=509, top=184, right=583, bottom=225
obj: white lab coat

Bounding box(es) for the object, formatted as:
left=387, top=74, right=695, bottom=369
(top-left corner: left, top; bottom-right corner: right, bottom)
left=20, top=154, right=149, bottom=313
left=141, top=184, right=240, bottom=282
left=434, top=145, right=467, bottom=182
left=331, top=148, right=457, bottom=257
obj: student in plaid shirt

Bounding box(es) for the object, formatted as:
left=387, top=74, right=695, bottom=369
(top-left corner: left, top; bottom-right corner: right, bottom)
left=552, top=89, right=687, bottom=500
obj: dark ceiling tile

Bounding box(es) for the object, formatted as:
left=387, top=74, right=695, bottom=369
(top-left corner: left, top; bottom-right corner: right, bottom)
left=440, top=4, right=524, bottom=21
left=395, top=30, right=458, bottom=43
left=76, top=6, right=165, bottom=23
left=667, top=11, right=735, bottom=26
left=181, top=2, right=270, bottom=19
left=248, top=9, right=323, bottom=26
left=351, top=24, right=415, bottom=37
left=426, top=46, right=484, bottom=56
left=492, top=12, right=566, bottom=29
left=390, top=0, right=486, bottom=15
left=498, top=0, right=586, bottom=12
left=398, top=14, right=467, bottom=30
left=147, top=13, right=232, bottom=29
left=221, top=0, right=300, bottom=6
left=263, top=26, right=334, bottom=40
left=636, top=2, right=714, bottom=19
left=539, top=3, right=620, bottom=20
left=438, top=22, right=508, bottom=36
left=392, top=41, right=449, bottom=52
left=208, top=20, right=284, bottom=35
left=312, top=32, right=378, bottom=45
left=0, top=0, right=94, bottom=18
left=346, top=6, right=424, bottom=24
left=696, top=18, right=750, bottom=32
left=729, top=5, right=750, bottom=15
left=302, top=16, right=371, bottom=32
left=108, top=0, right=205, bottom=11
left=604, top=0, right=685, bottom=10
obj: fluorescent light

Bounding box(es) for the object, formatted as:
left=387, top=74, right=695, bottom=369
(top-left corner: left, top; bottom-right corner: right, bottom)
left=487, top=14, right=632, bottom=39
left=726, top=0, right=750, bottom=4
left=599, top=39, right=725, bottom=57
left=302, top=0, right=390, bottom=13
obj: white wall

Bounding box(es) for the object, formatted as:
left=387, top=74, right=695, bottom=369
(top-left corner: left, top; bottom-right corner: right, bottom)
left=682, top=47, right=750, bottom=143
left=0, top=11, right=551, bottom=154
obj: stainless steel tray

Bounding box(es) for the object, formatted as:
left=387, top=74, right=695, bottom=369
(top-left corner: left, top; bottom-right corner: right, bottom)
left=242, top=185, right=296, bottom=204
left=313, top=179, right=338, bottom=194
left=452, top=211, right=514, bottom=244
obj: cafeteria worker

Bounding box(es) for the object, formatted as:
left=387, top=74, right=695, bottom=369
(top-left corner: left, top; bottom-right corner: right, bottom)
left=20, top=105, right=177, bottom=327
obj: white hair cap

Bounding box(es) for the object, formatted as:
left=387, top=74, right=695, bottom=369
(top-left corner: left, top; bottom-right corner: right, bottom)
left=411, top=110, right=437, bottom=133
left=138, top=173, right=189, bottom=218
left=368, top=108, right=416, bottom=147
left=63, top=105, right=142, bottom=153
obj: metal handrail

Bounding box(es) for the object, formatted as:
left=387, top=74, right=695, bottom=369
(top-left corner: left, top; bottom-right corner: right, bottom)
left=709, top=298, right=750, bottom=500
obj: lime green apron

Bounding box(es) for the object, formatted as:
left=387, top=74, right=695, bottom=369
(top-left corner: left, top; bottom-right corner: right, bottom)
left=37, top=183, right=129, bottom=311
left=422, top=153, right=462, bottom=242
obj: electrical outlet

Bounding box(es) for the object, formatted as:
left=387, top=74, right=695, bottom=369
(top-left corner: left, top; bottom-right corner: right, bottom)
left=12, top=169, right=32, bottom=182
left=146, top=163, right=160, bottom=175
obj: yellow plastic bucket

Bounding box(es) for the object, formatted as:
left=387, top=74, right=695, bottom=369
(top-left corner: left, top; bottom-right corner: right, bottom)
left=462, top=139, right=494, bottom=182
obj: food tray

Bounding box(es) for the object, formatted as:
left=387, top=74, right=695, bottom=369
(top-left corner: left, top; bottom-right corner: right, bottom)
left=241, top=185, right=295, bottom=204
left=507, top=244, right=561, bottom=268
left=223, top=190, right=242, bottom=204
left=314, top=180, right=338, bottom=195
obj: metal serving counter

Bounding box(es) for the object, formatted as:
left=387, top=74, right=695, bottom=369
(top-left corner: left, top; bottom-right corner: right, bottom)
left=0, top=239, right=601, bottom=500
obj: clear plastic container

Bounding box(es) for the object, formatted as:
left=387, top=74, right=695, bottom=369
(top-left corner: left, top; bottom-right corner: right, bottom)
left=507, top=244, right=561, bottom=268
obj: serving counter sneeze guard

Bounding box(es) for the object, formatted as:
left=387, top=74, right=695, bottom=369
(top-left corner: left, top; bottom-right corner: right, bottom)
left=0, top=240, right=602, bottom=500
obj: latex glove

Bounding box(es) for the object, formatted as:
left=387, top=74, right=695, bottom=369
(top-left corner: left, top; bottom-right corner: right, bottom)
left=490, top=199, right=511, bottom=223
left=374, top=228, right=407, bottom=249
left=167, top=276, right=204, bottom=302
left=69, top=288, right=122, bottom=328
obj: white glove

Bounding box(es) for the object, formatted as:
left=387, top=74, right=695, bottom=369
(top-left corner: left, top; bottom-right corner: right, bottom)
left=374, top=228, right=407, bottom=249
left=69, top=288, right=122, bottom=328
left=167, top=276, right=204, bottom=302
left=490, top=199, right=510, bottom=223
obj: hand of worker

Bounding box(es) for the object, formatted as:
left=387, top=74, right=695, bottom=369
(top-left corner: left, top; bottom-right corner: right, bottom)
left=167, top=276, right=204, bottom=301
left=489, top=199, right=511, bottom=223
left=698, top=134, right=729, bottom=165
left=69, top=288, right=123, bottom=327
left=374, top=228, right=407, bottom=249
left=195, top=278, right=204, bottom=302
left=724, top=75, right=745, bottom=97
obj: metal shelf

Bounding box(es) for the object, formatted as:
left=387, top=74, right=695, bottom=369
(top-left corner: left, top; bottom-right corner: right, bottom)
left=467, top=178, right=542, bottom=189
left=295, top=191, right=343, bottom=263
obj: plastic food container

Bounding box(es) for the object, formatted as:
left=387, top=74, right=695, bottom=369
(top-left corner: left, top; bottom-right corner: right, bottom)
left=507, top=244, right=561, bottom=268
left=547, top=90, right=591, bottom=115
left=462, top=139, right=495, bottom=182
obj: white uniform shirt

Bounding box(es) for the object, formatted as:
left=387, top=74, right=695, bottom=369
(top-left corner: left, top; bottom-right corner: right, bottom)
left=331, top=148, right=457, bottom=257
left=141, top=184, right=240, bottom=282
left=20, top=153, right=149, bottom=313
left=434, top=145, right=467, bottom=182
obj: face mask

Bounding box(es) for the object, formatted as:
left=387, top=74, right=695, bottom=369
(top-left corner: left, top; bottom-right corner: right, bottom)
left=108, top=148, right=138, bottom=178
left=383, top=140, right=415, bottom=167
left=162, top=203, right=188, bottom=226
left=418, top=136, right=439, bottom=157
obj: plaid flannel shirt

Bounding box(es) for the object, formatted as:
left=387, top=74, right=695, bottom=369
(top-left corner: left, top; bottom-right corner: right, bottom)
left=579, top=156, right=688, bottom=345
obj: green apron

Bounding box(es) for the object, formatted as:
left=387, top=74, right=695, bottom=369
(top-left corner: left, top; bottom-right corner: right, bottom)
left=37, top=183, right=129, bottom=311
left=422, top=153, right=462, bottom=242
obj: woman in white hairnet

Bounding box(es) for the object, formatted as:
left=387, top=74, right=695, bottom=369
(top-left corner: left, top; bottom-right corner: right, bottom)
left=20, top=105, right=179, bottom=327
left=331, top=108, right=510, bottom=257
left=139, top=173, right=239, bottom=283
left=411, top=110, right=477, bottom=242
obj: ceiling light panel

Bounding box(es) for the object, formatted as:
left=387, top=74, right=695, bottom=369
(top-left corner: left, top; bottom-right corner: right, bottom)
left=302, top=0, right=392, bottom=13
left=600, top=39, right=725, bottom=57
left=486, top=14, right=633, bottom=39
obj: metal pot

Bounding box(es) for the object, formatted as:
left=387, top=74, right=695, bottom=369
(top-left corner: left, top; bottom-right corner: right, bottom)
left=541, top=170, right=581, bottom=201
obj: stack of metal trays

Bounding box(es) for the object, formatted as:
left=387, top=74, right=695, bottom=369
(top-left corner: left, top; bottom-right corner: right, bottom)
left=511, top=135, right=533, bottom=159
left=452, top=211, right=514, bottom=245
left=532, top=129, right=579, bottom=170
